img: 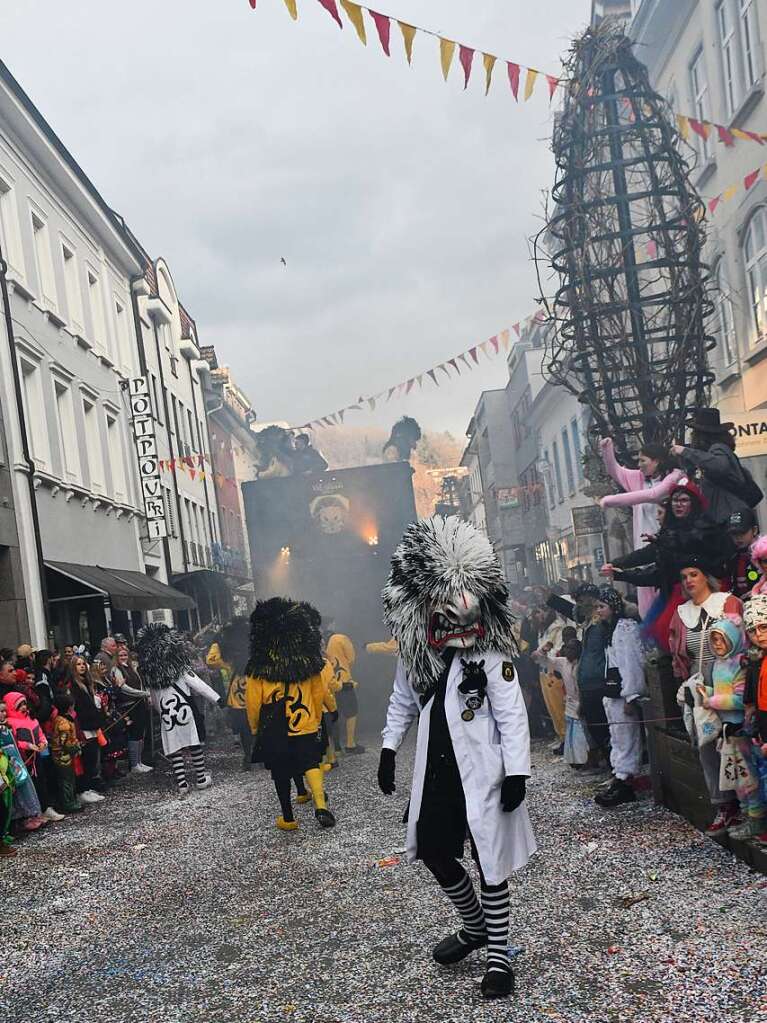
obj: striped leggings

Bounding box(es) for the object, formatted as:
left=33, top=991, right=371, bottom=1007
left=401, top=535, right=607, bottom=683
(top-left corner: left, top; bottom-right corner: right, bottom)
left=167, top=745, right=207, bottom=790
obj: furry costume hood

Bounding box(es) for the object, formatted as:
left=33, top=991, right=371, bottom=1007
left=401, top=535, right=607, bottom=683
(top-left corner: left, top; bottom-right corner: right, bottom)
left=382, top=516, right=517, bottom=694
left=135, top=623, right=194, bottom=690
left=246, top=597, right=325, bottom=683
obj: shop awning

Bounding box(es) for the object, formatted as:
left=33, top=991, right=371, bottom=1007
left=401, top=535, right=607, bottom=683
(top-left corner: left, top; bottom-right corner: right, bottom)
left=45, top=561, right=195, bottom=612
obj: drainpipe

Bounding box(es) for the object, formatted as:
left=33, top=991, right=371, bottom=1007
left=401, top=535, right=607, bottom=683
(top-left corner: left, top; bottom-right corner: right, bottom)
left=0, top=242, right=50, bottom=639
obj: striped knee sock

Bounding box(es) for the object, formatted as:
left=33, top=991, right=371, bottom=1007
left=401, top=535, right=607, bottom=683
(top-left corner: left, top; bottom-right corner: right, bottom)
left=168, top=751, right=188, bottom=790
left=481, top=880, right=510, bottom=973
left=189, top=746, right=207, bottom=784
left=441, top=869, right=486, bottom=941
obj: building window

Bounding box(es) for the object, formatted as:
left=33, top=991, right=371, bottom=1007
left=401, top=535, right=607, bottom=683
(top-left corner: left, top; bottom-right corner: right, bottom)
left=689, top=48, right=711, bottom=163
left=561, top=429, right=575, bottom=495
left=53, top=379, right=80, bottom=482
left=105, top=412, right=126, bottom=501
left=552, top=439, right=564, bottom=503
left=87, top=269, right=107, bottom=353
left=164, top=484, right=176, bottom=537
left=187, top=409, right=195, bottom=456
left=30, top=210, right=57, bottom=310
left=114, top=299, right=131, bottom=371
left=718, top=1, right=741, bottom=117
left=570, top=419, right=584, bottom=483
left=0, top=176, right=24, bottom=277
left=743, top=208, right=767, bottom=347
left=150, top=372, right=163, bottom=426
left=82, top=396, right=104, bottom=493
left=715, top=259, right=737, bottom=364
left=61, top=244, right=84, bottom=334
left=740, top=0, right=760, bottom=90
left=19, top=357, right=49, bottom=468
left=543, top=448, right=555, bottom=509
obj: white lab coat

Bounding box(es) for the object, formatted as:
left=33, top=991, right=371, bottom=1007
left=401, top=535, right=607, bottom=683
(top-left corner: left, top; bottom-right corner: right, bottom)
left=150, top=672, right=220, bottom=755
left=382, top=650, right=537, bottom=885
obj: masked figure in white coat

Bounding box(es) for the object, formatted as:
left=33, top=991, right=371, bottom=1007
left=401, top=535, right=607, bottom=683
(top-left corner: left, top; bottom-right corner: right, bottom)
left=378, top=516, right=536, bottom=1000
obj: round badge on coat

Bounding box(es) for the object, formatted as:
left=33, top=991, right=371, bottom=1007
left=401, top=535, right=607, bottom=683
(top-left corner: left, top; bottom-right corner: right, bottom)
left=461, top=708, right=475, bottom=722
left=466, top=696, right=482, bottom=710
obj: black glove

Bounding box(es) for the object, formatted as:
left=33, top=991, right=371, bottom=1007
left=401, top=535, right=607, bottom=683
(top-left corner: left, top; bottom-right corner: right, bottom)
left=683, top=687, right=695, bottom=709
left=378, top=748, right=396, bottom=795
left=217, top=696, right=227, bottom=709
left=330, top=710, right=339, bottom=723
left=500, top=775, right=526, bottom=813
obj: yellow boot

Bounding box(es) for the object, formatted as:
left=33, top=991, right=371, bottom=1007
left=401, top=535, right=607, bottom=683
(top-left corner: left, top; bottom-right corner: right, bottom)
left=276, top=816, right=299, bottom=831
left=305, top=767, right=336, bottom=829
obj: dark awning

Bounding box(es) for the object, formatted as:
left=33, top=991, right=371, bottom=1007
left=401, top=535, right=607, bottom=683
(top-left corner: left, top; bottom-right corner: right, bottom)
left=45, top=561, right=195, bottom=612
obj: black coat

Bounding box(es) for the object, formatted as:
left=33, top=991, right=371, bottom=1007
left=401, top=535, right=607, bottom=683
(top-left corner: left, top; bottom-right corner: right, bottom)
left=71, top=681, right=106, bottom=732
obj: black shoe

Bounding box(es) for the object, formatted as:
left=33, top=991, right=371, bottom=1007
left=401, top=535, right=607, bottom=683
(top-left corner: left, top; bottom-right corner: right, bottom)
left=595, top=779, right=636, bottom=808
left=433, top=930, right=488, bottom=965
left=315, top=807, right=336, bottom=829
left=553, top=742, right=564, bottom=756
left=481, top=967, right=515, bottom=999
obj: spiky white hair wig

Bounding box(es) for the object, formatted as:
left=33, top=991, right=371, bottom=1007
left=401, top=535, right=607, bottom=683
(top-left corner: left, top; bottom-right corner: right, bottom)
left=382, top=516, right=517, bottom=694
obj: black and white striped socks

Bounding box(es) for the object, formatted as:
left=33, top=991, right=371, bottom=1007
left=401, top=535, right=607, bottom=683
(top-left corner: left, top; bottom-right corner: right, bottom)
left=167, top=746, right=207, bottom=790
left=441, top=868, right=487, bottom=942
left=480, top=880, right=511, bottom=973
left=189, top=745, right=207, bottom=785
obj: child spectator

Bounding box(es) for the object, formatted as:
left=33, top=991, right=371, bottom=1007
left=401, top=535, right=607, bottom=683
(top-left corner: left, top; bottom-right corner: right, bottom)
left=2, top=692, right=63, bottom=823
left=704, top=616, right=765, bottom=844
left=748, top=535, right=767, bottom=596
left=537, top=637, right=587, bottom=767
left=0, top=698, right=44, bottom=831
left=0, top=740, right=16, bottom=856
left=49, top=693, right=83, bottom=814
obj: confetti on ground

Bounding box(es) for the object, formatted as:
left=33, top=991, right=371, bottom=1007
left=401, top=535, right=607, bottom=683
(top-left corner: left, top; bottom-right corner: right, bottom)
left=2, top=730, right=766, bottom=1022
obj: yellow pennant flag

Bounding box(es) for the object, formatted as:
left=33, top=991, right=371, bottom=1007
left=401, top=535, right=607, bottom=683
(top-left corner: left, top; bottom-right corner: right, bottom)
left=722, top=184, right=739, bottom=202
left=499, top=329, right=510, bottom=351
left=483, top=53, right=496, bottom=96
left=340, top=0, right=366, bottom=44
left=676, top=114, right=690, bottom=140
left=282, top=0, right=298, bottom=19
left=398, top=21, right=416, bottom=64
left=440, top=38, right=456, bottom=81
left=523, top=67, right=538, bottom=100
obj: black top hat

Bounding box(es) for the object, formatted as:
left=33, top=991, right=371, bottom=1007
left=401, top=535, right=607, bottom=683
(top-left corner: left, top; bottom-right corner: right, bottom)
left=686, top=407, right=734, bottom=433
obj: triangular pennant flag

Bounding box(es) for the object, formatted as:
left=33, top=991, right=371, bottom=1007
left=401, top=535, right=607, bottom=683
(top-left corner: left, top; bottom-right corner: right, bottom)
left=249, top=0, right=257, bottom=7
left=323, top=416, right=335, bottom=426
left=646, top=239, right=657, bottom=258
left=676, top=114, right=690, bottom=141
left=370, top=11, right=391, bottom=55
left=398, top=21, right=416, bottom=64
left=440, top=38, right=456, bottom=81
left=512, top=323, right=521, bottom=338
left=367, top=397, right=377, bottom=411
left=200, top=471, right=206, bottom=481
left=723, top=184, right=739, bottom=201
left=438, top=363, right=451, bottom=378
left=189, top=468, right=196, bottom=481
left=546, top=74, right=559, bottom=100
left=427, top=368, right=438, bottom=385
left=708, top=195, right=722, bottom=216
left=523, top=68, right=538, bottom=101
left=387, top=386, right=396, bottom=401
left=416, top=374, right=424, bottom=389
left=459, top=45, right=475, bottom=89
left=689, top=118, right=710, bottom=140
left=489, top=335, right=499, bottom=354
left=405, top=378, right=415, bottom=394
left=469, top=346, right=479, bottom=364
left=198, top=454, right=205, bottom=466
left=282, top=0, right=298, bottom=18
left=448, top=357, right=460, bottom=375
left=507, top=62, right=520, bottom=100
left=340, top=0, right=366, bottom=43
left=717, top=125, right=735, bottom=147
left=483, top=53, right=496, bottom=95
left=731, top=128, right=754, bottom=142
left=744, top=167, right=761, bottom=190
left=397, top=382, right=407, bottom=395
left=500, top=329, right=510, bottom=350
left=458, top=352, right=472, bottom=370
left=317, top=0, right=343, bottom=29
left=338, top=410, right=345, bottom=423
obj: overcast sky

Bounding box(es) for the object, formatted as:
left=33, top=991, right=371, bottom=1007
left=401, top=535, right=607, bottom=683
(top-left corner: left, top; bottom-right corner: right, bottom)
left=2, top=0, right=590, bottom=438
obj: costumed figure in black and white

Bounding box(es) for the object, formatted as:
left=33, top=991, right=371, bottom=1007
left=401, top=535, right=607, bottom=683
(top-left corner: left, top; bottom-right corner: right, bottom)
left=378, top=516, right=536, bottom=1000
left=135, top=624, right=224, bottom=796
left=244, top=597, right=336, bottom=831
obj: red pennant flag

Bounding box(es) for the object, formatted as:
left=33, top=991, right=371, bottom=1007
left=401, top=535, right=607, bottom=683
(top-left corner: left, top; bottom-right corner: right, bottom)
left=186, top=456, right=195, bottom=468
left=448, top=358, right=460, bottom=375
left=469, top=346, right=479, bottom=364
left=512, top=322, right=521, bottom=338
left=370, top=10, right=391, bottom=55
left=198, top=454, right=205, bottom=466
left=708, top=195, right=722, bottom=215
left=689, top=118, right=709, bottom=140
left=745, top=168, right=761, bottom=190
left=317, top=0, right=343, bottom=28
left=717, top=125, right=735, bottom=147
left=646, top=239, right=657, bottom=258
left=489, top=335, right=499, bottom=354
left=169, top=459, right=176, bottom=471
left=249, top=0, right=256, bottom=7
left=507, top=62, right=520, bottom=100
left=459, top=46, right=475, bottom=89
left=546, top=74, right=559, bottom=100
left=744, top=130, right=764, bottom=144
left=405, top=378, right=415, bottom=394
left=189, top=468, right=196, bottom=481
left=158, top=459, right=165, bottom=471
left=427, top=369, right=438, bottom=385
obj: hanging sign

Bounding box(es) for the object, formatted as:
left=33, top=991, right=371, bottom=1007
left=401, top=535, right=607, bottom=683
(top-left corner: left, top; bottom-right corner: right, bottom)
left=731, top=411, right=767, bottom=459
left=571, top=505, right=604, bottom=537
left=129, top=377, right=169, bottom=540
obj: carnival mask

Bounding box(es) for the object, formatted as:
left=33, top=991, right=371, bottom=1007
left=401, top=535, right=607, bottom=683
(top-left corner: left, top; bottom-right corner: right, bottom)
left=428, top=592, right=485, bottom=649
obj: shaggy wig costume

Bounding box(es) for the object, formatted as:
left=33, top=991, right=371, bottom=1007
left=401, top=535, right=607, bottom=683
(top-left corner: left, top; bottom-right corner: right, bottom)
left=244, top=598, right=336, bottom=831
left=135, top=624, right=223, bottom=795
left=378, top=517, right=536, bottom=1001
left=207, top=617, right=253, bottom=770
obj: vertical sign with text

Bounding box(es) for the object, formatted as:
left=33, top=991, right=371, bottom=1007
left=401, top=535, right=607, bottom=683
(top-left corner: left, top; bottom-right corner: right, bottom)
left=129, top=376, right=168, bottom=540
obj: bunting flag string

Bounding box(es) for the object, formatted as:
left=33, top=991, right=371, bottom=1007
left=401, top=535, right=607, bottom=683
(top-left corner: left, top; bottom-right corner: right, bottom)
left=248, top=1, right=767, bottom=148
left=703, top=160, right=767, bottom=218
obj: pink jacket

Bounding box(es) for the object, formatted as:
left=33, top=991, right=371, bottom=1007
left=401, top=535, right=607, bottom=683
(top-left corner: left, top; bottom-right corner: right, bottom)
left=668, top=593, right=743, bottom=680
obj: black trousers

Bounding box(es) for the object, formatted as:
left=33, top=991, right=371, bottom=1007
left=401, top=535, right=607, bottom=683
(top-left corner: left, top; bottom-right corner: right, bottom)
left=579, top=690, right=610, bottom=752
left=77, top=738, right=101, bottom=792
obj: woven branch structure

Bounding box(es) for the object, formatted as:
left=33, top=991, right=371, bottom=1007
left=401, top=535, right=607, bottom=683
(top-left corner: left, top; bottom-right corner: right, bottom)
left=538, top=26, right=715, bottom=462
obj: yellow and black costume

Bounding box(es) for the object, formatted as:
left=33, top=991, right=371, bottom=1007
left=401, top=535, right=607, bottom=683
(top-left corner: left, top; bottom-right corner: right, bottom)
left=208, top=619, right=252, bottom=770
left=244, top=598, right=336, bottom=831
left=326, top=633, right=364, bottom=754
